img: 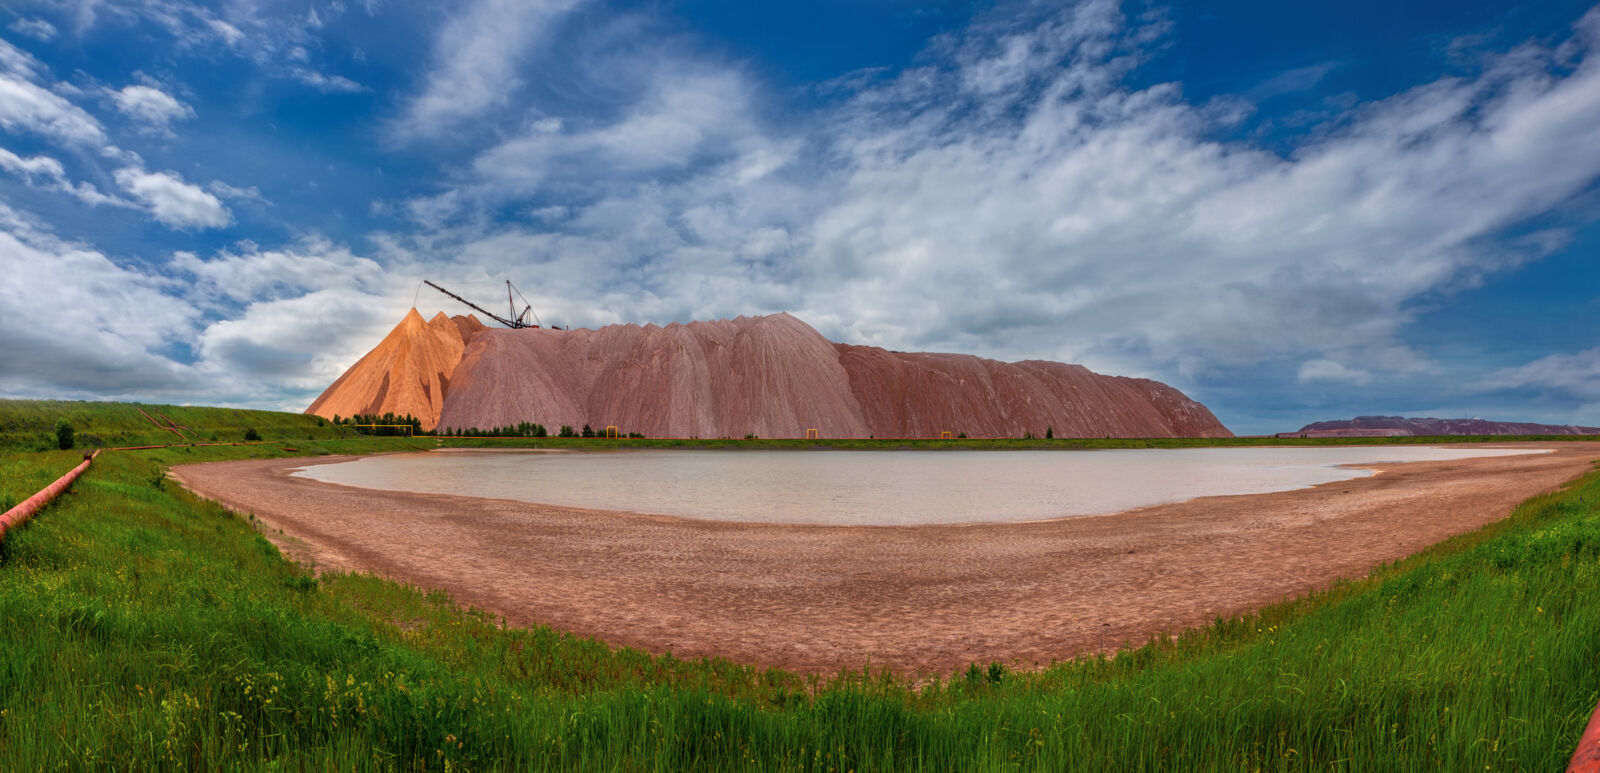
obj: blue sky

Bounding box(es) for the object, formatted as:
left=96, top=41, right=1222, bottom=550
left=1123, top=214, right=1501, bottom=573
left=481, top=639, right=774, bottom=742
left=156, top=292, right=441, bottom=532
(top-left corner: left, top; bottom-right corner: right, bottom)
left=2, top=0, right=1599, bottom=435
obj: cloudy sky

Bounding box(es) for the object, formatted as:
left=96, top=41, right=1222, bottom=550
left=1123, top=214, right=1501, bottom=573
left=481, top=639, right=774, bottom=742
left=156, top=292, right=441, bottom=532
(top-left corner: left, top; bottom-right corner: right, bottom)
left=2, top=0, right=1599, bottom=434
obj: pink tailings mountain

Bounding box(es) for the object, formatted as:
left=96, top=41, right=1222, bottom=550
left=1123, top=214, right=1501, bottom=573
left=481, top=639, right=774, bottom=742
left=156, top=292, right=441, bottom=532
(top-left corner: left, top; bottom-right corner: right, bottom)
left=307, top=311, right=1232, bottom=439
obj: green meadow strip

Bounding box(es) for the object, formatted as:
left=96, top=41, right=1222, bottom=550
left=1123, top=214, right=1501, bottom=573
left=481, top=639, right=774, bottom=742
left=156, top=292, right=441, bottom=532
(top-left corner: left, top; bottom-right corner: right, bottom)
left=0, top=417, right=1597, bottom=768
left=0, top=399, right=356, bottom=452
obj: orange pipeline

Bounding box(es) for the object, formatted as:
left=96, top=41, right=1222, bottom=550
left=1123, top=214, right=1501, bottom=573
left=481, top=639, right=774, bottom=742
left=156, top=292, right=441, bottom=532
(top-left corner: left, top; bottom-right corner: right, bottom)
left=0, top=450, right=98, bottom=542
left=1571, top=700, right=1600, bottom=772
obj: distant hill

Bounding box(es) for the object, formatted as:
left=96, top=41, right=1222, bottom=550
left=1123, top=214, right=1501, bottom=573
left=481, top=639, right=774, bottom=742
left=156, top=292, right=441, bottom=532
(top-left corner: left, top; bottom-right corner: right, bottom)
left=1290, top=416, right=1600, bottom=437
left=310, top=310, right=1234, bottom=439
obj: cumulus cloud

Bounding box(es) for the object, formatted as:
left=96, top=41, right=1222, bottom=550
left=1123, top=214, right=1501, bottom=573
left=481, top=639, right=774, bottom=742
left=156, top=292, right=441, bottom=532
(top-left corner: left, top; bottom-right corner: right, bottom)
left=396, top=0, right=1600, bottom=392
left=207, top=19, right=244, bottom=46
left=207, top=180, right=270, bottom=204
left=1475, top=347, right=1600, bottom=400
left=1297, top=359, right=1373, bottom=385
left=796, top=0, right=1600, bottom=373
left=290, top=66, right=367, bottom=93
left=8, top=18, right=58, bottom=42
left=0, top=38, right=42, bottom=78
left=194, top=289, right=399, bottom=391
left=171, top=240, right=385, bottom=305
left=0, top=147, right=65, bottom=179
left=396, top=0, right=587, bottom=138
left=0, top=41, right=108, bottom=146
left=0, top=146, right=126, bottom=207
left=44, top=0, right=367, bottom=97
left=0, top=204, right=200, bottom=396
left=471, top=65, right=776, bottom=191
left=0, top=201, right=408, bottom=406
left=110, top=83, right=195, bottom=128
left=174, top=242, right=404, bottom=397
left=113, top=168, right=232, bottom=228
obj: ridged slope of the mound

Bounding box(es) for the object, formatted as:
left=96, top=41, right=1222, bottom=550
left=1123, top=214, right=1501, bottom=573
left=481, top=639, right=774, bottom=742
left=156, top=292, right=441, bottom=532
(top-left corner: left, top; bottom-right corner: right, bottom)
left=835, top=345, right=1232, bottom=438
left=306, top=310, right=484, bottom=429
left=437, top=313, right=871, bottom=438
left=432, top=313, right=1231, bottom=438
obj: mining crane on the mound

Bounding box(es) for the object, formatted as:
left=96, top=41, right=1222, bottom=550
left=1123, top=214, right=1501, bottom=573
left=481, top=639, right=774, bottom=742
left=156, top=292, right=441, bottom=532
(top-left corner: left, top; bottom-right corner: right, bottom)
left=423, top=280, right=561, bottom=330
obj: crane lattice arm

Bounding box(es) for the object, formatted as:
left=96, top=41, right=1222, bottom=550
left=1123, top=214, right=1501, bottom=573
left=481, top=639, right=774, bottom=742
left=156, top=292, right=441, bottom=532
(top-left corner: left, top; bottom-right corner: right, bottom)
left=423, top=280, right=532, bottom=329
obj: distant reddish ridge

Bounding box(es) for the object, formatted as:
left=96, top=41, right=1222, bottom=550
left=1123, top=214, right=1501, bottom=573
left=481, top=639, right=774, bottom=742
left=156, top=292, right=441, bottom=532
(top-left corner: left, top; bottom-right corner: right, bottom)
left=310, top=311, right=1231, bottom=438
left=1293, top=416, right=1600, bottom=437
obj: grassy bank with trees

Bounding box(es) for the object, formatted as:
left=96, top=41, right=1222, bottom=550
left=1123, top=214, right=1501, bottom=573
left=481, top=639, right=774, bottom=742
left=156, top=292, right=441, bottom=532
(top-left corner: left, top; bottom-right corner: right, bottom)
left=1, top=400, right=1598, bottom=768
left=0, top=399, right=351, bottom=451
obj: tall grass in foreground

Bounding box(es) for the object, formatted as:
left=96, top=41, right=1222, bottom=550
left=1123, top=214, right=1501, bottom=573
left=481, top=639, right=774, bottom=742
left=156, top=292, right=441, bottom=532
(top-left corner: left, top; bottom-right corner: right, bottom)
left=0, top=442, right=1597, bottom=770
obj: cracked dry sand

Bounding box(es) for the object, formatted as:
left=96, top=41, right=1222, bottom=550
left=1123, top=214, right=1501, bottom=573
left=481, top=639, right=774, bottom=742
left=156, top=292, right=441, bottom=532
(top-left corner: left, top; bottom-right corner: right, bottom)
left=170, top=443, right=1600, bottom=676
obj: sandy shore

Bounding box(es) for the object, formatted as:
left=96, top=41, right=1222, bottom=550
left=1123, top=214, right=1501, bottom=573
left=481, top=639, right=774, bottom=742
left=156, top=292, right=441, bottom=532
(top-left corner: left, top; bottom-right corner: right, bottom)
left=170, top=443, right=1600, bottom=675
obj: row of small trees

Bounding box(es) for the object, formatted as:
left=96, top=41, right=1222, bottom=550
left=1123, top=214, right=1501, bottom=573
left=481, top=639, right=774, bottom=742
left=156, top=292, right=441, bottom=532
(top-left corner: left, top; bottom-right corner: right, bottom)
left=325, top=413, right=649, bottom=439
left=330, top=413, right=424, bottom=436
left=435, top=423, right=645, bottom=439
left=327, top=414, right=1063, bottom=440
left=437, top=422, right=551, bottom=438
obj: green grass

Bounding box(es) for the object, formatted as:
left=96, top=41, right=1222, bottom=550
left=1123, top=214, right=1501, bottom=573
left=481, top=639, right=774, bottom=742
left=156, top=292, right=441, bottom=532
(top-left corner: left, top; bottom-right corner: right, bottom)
left=0, top=398, right=354, bottom=451
left=1, top=406, right=1598, bottom=768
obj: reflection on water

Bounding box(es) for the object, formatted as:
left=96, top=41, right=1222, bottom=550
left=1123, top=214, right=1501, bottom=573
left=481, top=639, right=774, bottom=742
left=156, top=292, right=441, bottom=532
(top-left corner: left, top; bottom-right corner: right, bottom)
left=291, top=446, right=1544, bottom=526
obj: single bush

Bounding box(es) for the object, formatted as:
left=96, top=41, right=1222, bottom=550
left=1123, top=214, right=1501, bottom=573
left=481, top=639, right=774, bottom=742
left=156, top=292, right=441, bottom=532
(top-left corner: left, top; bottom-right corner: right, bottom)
left=53, top=419, right=73, bottom=450
left=243, top=427, right=262, bottom=442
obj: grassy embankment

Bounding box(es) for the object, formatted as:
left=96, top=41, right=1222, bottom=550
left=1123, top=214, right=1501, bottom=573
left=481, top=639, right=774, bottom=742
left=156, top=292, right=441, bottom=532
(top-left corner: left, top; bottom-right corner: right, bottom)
left=0, top=399, right=356, bottom=451
left=1, top=399, right=1598, bottom=769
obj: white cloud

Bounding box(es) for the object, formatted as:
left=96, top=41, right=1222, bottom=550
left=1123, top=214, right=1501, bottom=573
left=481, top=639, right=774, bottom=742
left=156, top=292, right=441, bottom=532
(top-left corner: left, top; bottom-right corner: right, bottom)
left=8, top=18, right=58, bottom=42
left=0, top=203, right=199, bottom=396
left=290, top=66, right=367, bottom=93
left=177, top=242, right=413, bottom=401
left=448, top=55, right=792, bottom=221
left=0, top=201, right=409, bottom=407
left=0, top=38, right=43, bottom=79
left=394, top=0, right=1600, bottom=398
left=0, top=69, right=108, bottom=147
left=0, top=41, right=235, bottom=231
left=396, top=0, right=587, bottom=138
left=1247, top=61, right=1339, bottom=101
left=0, top=147, right=65, bottom=178
left=171, top=240, right=385, bottom=304
left=207, top=180, right=270, bottom=204
left=207, top=19, right=244, bottom=46
left=0, top=146, right=127, bottom=207
left=194, top=289, right=398, bottom=390
left=110, top=83, right=195, bottom=128
left=1476, top=347, right=1600, bottom=400
left=781, top=1, right=1600, bottom=374
left=113, top=167, right=232, bottom=228
left=1297, top=359, right=1373, bottom=385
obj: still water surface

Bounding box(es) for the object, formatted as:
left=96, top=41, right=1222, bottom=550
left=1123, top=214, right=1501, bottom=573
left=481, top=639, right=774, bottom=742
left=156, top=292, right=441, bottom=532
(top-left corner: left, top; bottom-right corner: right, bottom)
left=291, top=446, right=1546, bottom=526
